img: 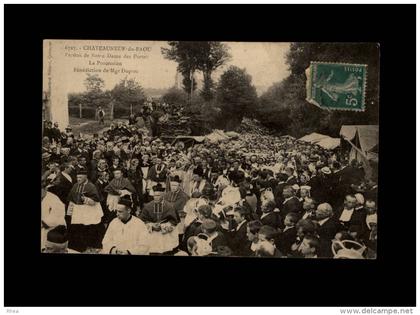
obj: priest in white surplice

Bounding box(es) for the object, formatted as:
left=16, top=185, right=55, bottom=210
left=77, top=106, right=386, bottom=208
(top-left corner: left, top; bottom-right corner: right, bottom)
left=41, top=182, right=66, bottom=251
left=102, top=195, right=150, bottom=255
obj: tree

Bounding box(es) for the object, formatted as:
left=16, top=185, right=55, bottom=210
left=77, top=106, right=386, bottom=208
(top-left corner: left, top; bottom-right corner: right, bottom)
left=162, top=41, right=231, bottom=101
left=84, top=74, right=105, bottom=93
left=110, top=78, right=146, bottom=119
left=162, top=42, right=201, bottom=99
left=161, top=87, right=188, bottom=107
left=216, top=66, right=258, bottom=131
left=196, top=42, right=231, bottom=101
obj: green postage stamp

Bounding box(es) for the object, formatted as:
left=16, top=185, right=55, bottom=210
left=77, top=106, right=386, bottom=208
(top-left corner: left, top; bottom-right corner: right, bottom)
left=306, top=62, right=367, bottom=111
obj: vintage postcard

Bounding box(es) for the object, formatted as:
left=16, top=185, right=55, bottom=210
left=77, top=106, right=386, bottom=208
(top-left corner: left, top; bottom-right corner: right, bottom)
left=41, top=40, right=379, bottom=259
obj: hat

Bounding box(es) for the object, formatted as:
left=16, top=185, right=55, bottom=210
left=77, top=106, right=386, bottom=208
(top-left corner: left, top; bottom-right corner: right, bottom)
left=118, top=194, right=132, bottom=207
left=321, top=167, right=331, bottom=175
left=76, top=168, right=88, bottom=175
left=197, top=204, right=212, bottom=218
left=169, top=175, right=182, bottom=183
left=153, top=183, right=165, bottom=192
left=300, top=185, right=311, bottom=191
left=42, top=152, right=51, bottom=159
left=45, top=225, right=68, bottom=250
left=292, top=184, right=300, bottom=191
left=201, top=219, right=217, bottom=231
left=65, top=126, right=72, bottom=130
left=193, top=167, right=203, bottom=177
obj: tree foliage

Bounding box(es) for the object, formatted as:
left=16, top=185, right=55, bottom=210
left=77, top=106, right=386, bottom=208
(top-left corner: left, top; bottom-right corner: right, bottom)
left=68, top=75, right=146, bottom=119
left=162, top=41, right=230, bottom=100
left=216, top=66, right=258, bottom=130
left=84, top=74, right=105, bottom=93
left=161, top=87, right=188, bottom=106
left=110, top=78, right=146, bottom=109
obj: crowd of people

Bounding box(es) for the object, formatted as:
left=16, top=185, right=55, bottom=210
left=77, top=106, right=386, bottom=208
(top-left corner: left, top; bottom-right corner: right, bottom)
left=41, top=111, right=378, bottom=258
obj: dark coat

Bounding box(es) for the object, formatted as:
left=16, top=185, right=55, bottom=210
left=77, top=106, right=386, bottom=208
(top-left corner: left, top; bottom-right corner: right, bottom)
left=336, top=207, right=367, bottom=230
left=280, top=197, right=302, bottom=218
left=48, top=172, right=73, bottom=205
left=260, top=212, right=282, bottom=230
left=276, top=226, right=297, bottom=255
left=317, top=217, right=341, bottom=258
left=140, top=200, right=179, bottom=225
left=309, top=174, right=334, bottom=205
left=228, top=221, right=249, bottom=257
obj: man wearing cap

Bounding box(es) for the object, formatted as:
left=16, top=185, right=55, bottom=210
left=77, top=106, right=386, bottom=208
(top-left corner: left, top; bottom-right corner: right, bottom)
left=140, top=184, right=180, bottom=254
left=42, top=225, right=79, bottom=254
left=164, top=175, right=189, bottom=216
left=67, top=169, right=103, bottom=252
left=102, top=195, right=150, bottom=255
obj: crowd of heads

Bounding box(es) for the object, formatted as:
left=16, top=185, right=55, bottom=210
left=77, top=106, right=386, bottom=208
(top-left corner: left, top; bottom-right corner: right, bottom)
left=42, top=116, right=378, bottom=259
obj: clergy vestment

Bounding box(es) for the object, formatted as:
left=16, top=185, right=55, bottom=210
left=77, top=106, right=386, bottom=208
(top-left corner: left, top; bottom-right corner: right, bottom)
left=104, top=177, right=136, bottom=211
left=102, top=215, right=150, bottom=255
left=41, top=191, right=66, bottom=250
left=67, top=180, right=103, bottom=252
left=140, top=200, right=180, bottom=254
left=147, top=164, right=167, bottom=184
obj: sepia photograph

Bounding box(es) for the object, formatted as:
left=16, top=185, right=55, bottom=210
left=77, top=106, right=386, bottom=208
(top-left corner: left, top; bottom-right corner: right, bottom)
left=41, top=40, right=379, bottom=259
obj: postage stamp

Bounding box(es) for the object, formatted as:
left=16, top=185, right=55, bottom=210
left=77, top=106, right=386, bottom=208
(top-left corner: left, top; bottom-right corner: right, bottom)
left=306, top=62, right=368, bottom=111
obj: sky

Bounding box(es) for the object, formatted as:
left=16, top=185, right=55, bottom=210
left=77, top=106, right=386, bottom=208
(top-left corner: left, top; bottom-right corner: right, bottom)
left=45, top=40, right=291, bottom=96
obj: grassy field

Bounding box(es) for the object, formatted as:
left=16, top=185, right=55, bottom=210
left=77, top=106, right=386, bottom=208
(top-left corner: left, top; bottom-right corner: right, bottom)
left=69, top=117, right=128, bottom=136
